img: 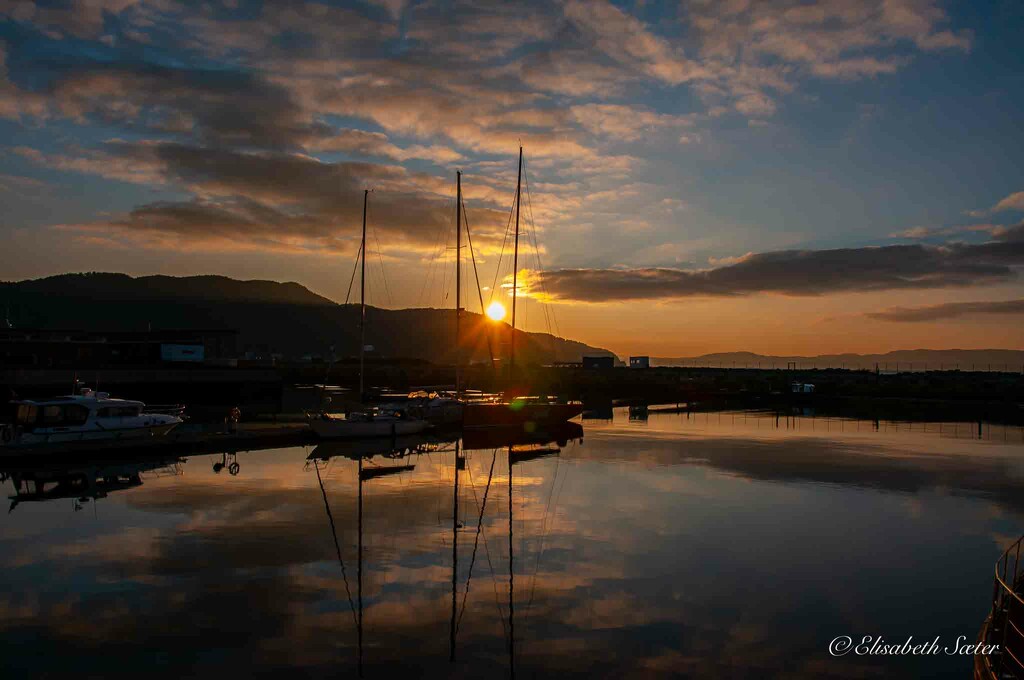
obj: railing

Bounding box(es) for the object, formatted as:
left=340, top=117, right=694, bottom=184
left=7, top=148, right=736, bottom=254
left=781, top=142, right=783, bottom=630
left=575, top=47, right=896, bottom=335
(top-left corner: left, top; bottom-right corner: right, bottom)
left=978, top=535, right=1024, bottom=679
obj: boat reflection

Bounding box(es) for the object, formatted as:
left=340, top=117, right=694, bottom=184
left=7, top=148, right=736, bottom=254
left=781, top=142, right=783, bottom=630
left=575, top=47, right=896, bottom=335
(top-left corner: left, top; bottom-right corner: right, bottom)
left=307, top=421, right=584, bottom=678
left=308, top=432, right=458, bottom=463
left=1, top=456, right=182, bottom=512
left=461, top=421, right=583, bottom=451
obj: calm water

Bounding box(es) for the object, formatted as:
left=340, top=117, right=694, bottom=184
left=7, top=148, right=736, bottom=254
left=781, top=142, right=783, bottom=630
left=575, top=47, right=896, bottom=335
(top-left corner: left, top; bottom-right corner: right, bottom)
left=2, top=409, right=1023, bottom=678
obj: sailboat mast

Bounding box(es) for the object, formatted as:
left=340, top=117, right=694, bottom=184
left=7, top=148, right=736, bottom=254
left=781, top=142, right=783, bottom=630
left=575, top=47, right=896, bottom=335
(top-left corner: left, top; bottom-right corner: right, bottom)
left=455, top=171, right=462, bottom=396
left=359, top=189, right=368, bottom=402
left=510, top=146, right=522, bottom=371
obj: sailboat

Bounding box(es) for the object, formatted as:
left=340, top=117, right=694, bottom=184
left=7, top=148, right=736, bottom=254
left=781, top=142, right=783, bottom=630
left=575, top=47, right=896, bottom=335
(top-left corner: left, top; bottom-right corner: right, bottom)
left=462, top=147, right=583, bottom=429
left=311, top=190, right=430, bottom=439
left=393, top=171, right=470, bottom=426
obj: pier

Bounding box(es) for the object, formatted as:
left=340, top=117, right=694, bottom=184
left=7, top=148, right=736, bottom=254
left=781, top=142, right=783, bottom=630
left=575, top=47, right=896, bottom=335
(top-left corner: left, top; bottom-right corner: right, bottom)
left=977, top=535, right=1024, bottom=679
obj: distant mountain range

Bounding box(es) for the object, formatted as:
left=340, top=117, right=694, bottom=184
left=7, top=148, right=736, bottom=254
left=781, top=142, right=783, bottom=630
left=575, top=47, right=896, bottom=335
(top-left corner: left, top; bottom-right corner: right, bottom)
left=653, top=350, right=1024, bottom=370
left=0, top=273, right=618, bottom=364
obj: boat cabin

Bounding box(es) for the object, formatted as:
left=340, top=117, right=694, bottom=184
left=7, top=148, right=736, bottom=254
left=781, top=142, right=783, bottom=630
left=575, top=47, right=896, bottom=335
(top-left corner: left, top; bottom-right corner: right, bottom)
left=8, top=391, right=145, bottom=432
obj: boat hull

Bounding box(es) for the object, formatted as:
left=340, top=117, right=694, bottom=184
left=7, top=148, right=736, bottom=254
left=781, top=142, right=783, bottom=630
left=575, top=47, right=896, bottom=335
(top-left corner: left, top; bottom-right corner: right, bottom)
left=462, top=402, right=583, bottom=429
left=2, top=422, right=180, bottom=450
left=310, top=417, right=430, bottom=439
left=462, top=421, right=583, bottom=450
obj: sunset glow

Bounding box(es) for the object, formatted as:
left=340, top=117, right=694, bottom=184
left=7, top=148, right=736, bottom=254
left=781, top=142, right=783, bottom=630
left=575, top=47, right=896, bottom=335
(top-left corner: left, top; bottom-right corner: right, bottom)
left=0, top=1, right=1021, bottom=357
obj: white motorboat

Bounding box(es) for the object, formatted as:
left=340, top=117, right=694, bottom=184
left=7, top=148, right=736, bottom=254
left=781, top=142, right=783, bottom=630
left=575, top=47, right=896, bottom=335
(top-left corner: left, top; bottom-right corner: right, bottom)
left=1, top=389, right=183, bottom=449
left=309, top=410, right=431, bottom=439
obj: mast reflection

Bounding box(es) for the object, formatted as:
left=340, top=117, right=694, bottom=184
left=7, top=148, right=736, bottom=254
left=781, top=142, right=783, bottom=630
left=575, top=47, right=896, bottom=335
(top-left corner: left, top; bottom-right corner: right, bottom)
left=306, top=421, right=583, bottom=677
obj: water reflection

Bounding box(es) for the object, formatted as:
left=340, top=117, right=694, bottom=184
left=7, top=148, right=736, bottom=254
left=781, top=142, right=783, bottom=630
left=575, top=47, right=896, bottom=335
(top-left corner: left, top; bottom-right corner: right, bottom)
left=0, top=412, right=1020, bottom=678
left=2, top=457, right=182, bottom=513
left=306, top=422, right=584, bottom=677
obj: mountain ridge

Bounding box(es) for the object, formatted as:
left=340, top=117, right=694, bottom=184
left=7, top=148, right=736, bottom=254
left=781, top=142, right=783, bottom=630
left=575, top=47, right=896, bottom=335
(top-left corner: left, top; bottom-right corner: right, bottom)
left=653, top=349, right=1024, bottom=369
left=0, top=272, right=618, bottom=364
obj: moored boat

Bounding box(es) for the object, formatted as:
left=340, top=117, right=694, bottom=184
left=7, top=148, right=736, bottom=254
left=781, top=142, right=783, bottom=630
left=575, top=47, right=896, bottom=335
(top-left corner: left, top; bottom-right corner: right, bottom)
left=309, top=409, right=431, bottom=439
left=1, top=389, right=183, bottom=451
left=311, top=189, right=429, bottom=438
left=463, top=396, right=583, bottom=429
left=384, top=391, right=464, bottom=425
left=443, top=153, right=581, bottom=430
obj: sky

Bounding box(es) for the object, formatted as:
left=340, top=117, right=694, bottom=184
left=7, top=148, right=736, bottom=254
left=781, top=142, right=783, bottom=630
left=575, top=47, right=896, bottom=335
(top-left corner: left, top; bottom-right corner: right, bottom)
left=0, top=0, right=1022, bottom=358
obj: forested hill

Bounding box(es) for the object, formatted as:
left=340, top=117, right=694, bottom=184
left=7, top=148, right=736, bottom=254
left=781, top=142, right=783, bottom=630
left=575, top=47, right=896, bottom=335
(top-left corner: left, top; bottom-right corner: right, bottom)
left=1, top=273, right=618, bottom=364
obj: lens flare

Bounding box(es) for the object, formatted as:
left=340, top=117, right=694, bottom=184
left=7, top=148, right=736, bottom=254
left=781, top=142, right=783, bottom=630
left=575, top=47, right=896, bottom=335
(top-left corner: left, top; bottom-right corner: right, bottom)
left=486, top=301, right=506, bottom=321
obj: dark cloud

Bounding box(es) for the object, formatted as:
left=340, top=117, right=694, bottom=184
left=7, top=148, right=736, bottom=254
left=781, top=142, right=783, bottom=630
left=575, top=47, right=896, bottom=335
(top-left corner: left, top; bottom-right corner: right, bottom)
left=47, top=141, right=508, bottom=251
left=31, top=59, right=338, bottom=150
left=867, top=299, right=1024, bottom=322
left=532, top=228, right=1024, bottom=301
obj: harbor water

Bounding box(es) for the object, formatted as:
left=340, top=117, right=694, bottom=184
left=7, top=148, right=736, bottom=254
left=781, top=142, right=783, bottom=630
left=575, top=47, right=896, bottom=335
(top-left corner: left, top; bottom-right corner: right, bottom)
left=2, top=408, right=1022, bottom=678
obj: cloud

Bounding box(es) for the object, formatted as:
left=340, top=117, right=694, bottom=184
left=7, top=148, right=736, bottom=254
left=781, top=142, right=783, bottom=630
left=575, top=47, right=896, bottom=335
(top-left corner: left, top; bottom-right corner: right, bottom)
left=0, top=40, right=47, bottom=118
left=570, top=104, right=696, bottom=142
left=24, top=140, right=510, bottom=254
left=510, top=49, right=635, bottom=97
left=404, top=2, right=558, bottom=61
left=58, top=197, right=347, bottom=255
left=1, top=0, right=141, bottom=39
left=687, top=0, right=971, bottom=114
left=311, top=128, right=463, bottom=164
left=890, top=226, right=934, bottom=239
left=967, top=190, right=1024, bottom=217
left=563, top=0, right=706, bottom=85
left=0, top=172, right=49, bottom=192
left=10, top=57, right=448, bottom=160
left=889, top=223, right=1005, bottom=240
left=867, top=299, right=1024, bottom=322
left=993, top=191, right=1024, bottom=213
left=0, top=0, right=986, bottom=274
left=4, top=57, right=326, bottom=148
left=0, top=0, right=976, bottom=157
left=526, top=225, right=1024, bottom=302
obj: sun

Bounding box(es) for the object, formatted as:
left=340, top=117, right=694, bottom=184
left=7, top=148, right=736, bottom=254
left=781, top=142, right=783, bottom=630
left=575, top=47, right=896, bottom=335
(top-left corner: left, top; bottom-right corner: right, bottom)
left=485, top=301, right=507, bottom=322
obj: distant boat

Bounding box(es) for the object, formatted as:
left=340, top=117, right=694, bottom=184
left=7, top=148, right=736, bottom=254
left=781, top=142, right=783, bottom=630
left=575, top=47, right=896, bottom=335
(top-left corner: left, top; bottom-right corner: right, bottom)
left=1, top=388, right=183, bottom=450
left=311, top=189, right=429, bottom=439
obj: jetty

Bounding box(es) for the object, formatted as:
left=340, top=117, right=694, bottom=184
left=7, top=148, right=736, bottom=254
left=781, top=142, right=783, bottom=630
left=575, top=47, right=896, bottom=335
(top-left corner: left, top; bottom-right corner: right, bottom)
left=976, top=535, right=1024, bottom=679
